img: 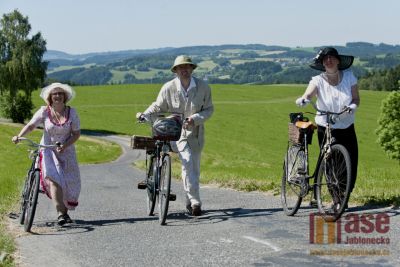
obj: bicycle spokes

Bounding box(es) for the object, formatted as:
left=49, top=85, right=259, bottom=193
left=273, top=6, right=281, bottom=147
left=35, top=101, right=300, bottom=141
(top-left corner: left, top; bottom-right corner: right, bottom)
left=316, top=144, right=351, bottom=221
left=281, top=145, right=307, bottom=216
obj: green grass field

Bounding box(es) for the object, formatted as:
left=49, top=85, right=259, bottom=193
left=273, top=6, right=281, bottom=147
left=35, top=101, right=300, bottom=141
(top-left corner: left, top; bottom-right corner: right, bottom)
left=29, top=83, right=399, bottom=206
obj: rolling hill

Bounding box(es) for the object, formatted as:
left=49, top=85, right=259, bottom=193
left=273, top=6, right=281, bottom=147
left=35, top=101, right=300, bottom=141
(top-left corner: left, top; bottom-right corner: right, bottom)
left=45, top=42, right=400, bottom=86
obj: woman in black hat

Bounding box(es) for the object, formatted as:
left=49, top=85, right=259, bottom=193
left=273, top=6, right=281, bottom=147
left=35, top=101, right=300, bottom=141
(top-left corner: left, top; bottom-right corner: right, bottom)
left=295, top=47, right=360, bottom=203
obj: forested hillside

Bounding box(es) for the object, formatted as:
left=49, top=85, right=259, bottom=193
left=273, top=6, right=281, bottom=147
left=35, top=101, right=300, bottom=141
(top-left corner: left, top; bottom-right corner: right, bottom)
left=45, top=42, right=400, bottom=90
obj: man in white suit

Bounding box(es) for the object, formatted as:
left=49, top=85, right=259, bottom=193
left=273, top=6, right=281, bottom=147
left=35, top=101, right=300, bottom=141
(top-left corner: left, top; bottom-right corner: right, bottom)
left=138, top=55, right=214, bottom=216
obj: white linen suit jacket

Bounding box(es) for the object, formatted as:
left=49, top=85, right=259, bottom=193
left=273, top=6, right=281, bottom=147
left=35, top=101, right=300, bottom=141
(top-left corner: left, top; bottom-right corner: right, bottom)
left=144, top=77, right=214, bottom=153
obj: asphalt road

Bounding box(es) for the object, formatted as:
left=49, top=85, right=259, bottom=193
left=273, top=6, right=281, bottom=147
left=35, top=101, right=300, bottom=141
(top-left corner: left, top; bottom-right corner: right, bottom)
left=10, top=135, right=400, bottom=267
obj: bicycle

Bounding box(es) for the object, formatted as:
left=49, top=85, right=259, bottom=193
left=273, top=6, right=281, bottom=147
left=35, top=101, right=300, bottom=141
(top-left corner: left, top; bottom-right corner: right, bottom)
left=281, top=100, right=352, bottom=222
left=132, top=113, right=182, bottom=225
left=15, top=137, right=60, bottom=232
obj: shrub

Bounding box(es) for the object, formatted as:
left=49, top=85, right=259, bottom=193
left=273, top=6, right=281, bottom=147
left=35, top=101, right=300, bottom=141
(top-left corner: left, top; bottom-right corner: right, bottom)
left=376, top=90, right=400, bottom=162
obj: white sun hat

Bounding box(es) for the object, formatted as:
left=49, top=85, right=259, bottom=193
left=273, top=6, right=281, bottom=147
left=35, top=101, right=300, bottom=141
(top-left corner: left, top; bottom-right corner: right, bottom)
left=170, top=55, right=197, bottom=72
left=40, top=82, right=76, bottom=104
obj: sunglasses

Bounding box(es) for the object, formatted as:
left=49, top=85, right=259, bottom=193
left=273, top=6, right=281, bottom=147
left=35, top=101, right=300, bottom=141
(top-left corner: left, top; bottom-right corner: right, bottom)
left=51, top=92, right=65, bottom=96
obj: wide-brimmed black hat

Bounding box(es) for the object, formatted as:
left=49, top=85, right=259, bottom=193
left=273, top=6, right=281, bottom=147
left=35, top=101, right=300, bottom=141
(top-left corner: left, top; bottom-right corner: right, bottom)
left=309, top=47, right=354, bottom=71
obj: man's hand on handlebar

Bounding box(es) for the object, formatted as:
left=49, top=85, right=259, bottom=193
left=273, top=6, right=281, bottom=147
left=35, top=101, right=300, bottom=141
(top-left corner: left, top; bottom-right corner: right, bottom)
left=183, top=117, right=194, bottom=130
left=136, top=112, right=146, bottom=122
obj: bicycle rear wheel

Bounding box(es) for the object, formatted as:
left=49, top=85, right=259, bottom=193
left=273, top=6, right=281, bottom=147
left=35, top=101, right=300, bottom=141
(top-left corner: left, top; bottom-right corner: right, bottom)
left=24, top=170, right=40, bottom=232
left=158, top=154, right=171, bottom=225
left=281, top=145, right=306, bottom=216
left=315, top=144, right=351, bottom=222
left=146, top=157, right=157, bottom=216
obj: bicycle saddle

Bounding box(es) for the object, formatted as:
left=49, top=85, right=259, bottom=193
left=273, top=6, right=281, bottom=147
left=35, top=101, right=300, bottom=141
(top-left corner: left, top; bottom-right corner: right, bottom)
left=295, top=121, right=316, bottom=130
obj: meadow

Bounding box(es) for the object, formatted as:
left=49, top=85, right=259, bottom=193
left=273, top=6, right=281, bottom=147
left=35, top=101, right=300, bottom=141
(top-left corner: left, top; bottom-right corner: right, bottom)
left=29, top=83, right=399, bottom=206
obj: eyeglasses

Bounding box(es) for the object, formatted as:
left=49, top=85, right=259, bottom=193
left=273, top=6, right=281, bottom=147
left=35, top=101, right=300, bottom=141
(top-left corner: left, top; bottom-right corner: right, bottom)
left=51, top=92, right=65, bottom=96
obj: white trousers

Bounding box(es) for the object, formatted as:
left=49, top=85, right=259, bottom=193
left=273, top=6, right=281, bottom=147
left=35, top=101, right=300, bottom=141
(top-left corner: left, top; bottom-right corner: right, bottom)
left=173, top=143, right=202, bottom=207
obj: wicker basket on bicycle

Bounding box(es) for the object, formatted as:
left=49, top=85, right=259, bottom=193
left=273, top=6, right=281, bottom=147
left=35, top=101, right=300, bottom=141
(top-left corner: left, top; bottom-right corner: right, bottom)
left=288, top=112, right=316, bottom=145
left=131, top=135, right=156, bottom=150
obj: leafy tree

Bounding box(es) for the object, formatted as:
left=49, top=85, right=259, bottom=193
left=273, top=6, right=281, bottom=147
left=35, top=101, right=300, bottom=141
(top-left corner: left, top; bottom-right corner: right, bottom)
left=376, top=91, right=400, bottom=162
left=123, top=73, right=137, bottom=84
left=0, top=10, right=47, bottom=122
left=71, top=67, right=112, bottom=85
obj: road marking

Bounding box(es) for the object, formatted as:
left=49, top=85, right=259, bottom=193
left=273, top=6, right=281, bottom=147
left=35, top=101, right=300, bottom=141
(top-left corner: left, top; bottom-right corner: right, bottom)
left=220, top=238, right=234, bottom=243
left=242, top=235, right=281, bottom=252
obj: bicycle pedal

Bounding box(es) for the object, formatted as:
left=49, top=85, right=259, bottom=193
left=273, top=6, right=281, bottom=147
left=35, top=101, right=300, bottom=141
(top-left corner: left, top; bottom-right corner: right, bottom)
left=297, top=167, right=307, bottom=175
left=137, top=181, right=147, bottom=190
left=169, top=193, right=176, bottom=201
left=289, top=176, right=303, bottom=184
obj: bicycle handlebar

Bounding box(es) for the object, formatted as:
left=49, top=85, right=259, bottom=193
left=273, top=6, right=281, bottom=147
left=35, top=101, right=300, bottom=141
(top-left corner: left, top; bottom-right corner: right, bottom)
left=136, top=112, right=185, bottom=124
left=16, top=137, right=61, bottom=149
left=301, top=99, right=349, bottom=116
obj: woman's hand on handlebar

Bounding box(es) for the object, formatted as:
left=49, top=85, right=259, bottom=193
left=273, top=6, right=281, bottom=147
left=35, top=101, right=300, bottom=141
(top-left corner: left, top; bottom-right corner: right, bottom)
left=343, top=103, right=357, bottom=114
left=295, top=97, right=310, bottom=107
left=11, top=136, right=20, bottom=144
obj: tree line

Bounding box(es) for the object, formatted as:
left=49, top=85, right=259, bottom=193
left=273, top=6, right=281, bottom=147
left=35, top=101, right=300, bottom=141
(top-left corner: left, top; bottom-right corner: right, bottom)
left=359, top=64, right=400, bottom=91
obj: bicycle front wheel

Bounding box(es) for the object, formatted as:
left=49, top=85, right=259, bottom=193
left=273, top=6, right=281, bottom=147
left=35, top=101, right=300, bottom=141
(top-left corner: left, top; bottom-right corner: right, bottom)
left=19, top=169, right=33, bottom=225
left=146, top=157, right=157, bottom=216
left=281, top=144, right=306, bottom=216
left=316, top=144, right=351, bottom=222
left=24, top=170, right=40, bottom=232
left=158, top=154, right=171, bottom=225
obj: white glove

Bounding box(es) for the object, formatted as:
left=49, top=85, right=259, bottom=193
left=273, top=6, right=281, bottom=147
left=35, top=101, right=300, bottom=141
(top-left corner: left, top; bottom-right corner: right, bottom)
left=345, top=103, right=357, bottom=113
left=295, top=98, right=310, bottom=107
left=136, top=112, right=148, bottom=122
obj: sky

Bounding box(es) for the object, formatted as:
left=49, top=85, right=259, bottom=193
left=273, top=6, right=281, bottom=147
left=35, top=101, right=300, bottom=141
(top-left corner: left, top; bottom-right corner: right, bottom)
left=1, top=0, right=399, bottom=55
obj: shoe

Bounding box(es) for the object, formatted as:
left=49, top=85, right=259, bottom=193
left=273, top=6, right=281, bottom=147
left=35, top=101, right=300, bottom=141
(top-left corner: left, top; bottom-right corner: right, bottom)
left=57, top=214, right=66, bottom=226
left=169, top=193, right=176, bottom=201
left=191, top=205, right=202, bottom=216
left=63, top=214, right=73, bottom=224
left=137, top=181, right=147, bottom=190
left=310, top=199, right=318, bottom=208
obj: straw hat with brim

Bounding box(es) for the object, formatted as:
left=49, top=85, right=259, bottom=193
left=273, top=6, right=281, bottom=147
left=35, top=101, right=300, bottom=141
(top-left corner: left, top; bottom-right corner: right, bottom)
left=40, top=82, right=75, bottom=104
left=171, top=55, right=197, bottom=72
left=309, top=47, right=354, bottom=71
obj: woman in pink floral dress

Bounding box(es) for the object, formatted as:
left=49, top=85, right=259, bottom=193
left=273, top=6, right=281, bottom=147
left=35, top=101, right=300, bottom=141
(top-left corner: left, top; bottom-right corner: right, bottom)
left=12, top=82, right=81, bottom=225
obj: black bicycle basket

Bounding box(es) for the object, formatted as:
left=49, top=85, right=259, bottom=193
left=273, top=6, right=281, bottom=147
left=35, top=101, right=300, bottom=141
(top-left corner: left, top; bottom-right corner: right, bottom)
left=289, top=112, right=309, bottom=123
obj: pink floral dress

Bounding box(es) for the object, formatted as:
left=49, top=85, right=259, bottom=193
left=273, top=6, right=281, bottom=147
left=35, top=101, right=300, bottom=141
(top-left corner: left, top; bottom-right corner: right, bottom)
left=28, top=106, right=81, bottom=210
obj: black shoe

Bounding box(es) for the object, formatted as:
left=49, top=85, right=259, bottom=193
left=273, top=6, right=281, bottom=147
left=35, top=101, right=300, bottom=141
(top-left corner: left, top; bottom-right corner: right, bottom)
left=310, top=199, right=318, bottom=208
left=169, top=193, right=176, bottom=201
left=63, top=214, right=73, bottom=224
left=192, top=205, right=202, bottom=216
left=57, top=214, right=66, bottom=226
left=137, top=181, right=147, bottom=190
